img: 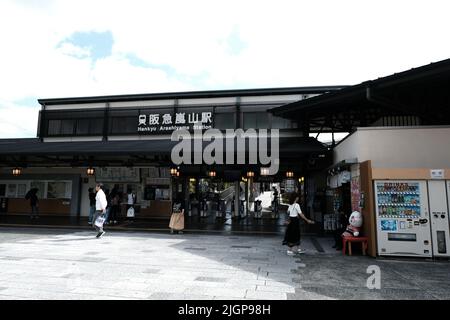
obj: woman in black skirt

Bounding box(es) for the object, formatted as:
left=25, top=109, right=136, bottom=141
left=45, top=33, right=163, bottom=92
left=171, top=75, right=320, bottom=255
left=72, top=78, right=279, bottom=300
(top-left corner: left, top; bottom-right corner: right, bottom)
left=283, top=194, right=315, bottom=255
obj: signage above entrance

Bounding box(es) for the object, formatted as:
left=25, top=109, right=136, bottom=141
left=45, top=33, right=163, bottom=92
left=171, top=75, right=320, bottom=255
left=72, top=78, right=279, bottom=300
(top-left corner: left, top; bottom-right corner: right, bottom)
left=137, top=111, right=213, bottom=134
left=430, top=169, right=444, bottom=179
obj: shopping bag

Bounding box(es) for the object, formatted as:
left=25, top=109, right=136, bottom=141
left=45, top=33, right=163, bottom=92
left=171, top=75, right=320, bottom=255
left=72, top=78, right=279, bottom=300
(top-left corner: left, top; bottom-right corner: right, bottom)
left=169, top=212, right=185, bottom=231
left=94, top=215, right=105, bottom=228
left=127, top=206, right=135, bottom=218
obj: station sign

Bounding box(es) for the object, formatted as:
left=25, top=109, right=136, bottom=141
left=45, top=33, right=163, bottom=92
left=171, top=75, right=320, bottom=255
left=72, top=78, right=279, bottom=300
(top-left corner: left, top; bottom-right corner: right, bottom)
left=137, top=111, right=213, bottom=134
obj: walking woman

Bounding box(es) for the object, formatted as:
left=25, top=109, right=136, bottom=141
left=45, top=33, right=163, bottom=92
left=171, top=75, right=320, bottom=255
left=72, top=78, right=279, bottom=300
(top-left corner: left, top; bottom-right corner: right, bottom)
left=283, top=194, right=315, bottom=255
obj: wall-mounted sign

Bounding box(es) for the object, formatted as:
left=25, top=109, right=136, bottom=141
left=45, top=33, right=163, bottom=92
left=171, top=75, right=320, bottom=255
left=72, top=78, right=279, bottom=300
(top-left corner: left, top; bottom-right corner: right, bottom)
left=137, top=111, right=213, bottom=134
left=96, top=167, right=141, bottom=182
left=351, top=176, right=360, bottom=211
left=430, top=169, right=444, bottom=179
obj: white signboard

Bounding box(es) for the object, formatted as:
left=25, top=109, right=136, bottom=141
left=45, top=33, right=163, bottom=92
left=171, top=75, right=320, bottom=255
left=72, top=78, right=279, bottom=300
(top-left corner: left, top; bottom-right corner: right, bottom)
left=96, top=167, right=141, bottom=182
left=430, top=169, right=444, bottom=179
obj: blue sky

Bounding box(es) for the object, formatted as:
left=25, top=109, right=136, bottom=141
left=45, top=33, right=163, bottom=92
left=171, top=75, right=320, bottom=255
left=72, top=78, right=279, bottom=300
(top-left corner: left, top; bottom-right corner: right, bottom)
left=58, top=31, right=114, bottom=61
left=1, top=0, right=450, bottom=138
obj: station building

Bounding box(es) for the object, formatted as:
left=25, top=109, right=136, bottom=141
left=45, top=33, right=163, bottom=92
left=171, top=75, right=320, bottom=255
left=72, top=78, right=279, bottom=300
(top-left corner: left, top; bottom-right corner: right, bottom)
left=1, top=58, right=450, bottom=258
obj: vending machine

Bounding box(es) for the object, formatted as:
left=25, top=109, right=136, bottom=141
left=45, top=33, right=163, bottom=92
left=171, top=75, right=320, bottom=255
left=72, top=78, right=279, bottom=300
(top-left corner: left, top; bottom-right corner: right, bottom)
left=428, top=180, right=450, bottom=257
left=374, top=180, right=432, bottom=257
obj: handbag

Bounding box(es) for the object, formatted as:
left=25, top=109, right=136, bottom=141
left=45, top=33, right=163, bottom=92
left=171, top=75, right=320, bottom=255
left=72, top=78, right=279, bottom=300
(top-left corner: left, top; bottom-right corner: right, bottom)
left=94, top=215, right=105, bottom=228
left=127, top=206, right=135, bottom=218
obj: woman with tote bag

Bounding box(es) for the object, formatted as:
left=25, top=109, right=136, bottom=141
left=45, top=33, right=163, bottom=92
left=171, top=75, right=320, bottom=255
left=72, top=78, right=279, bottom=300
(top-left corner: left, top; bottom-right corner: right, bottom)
left=283, top=194, right=315, bottom=255
left=169, top=196, right=185, bottom=234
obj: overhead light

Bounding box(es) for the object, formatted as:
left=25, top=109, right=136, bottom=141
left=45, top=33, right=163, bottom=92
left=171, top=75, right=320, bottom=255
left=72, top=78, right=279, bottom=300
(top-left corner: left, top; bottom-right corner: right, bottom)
left=298, top=177, right=305, bottom=183
left=189, top=178, right=196, bottom=183
left=247, top=171, right=255, bottom=178
left=86, top=167, right=95, bottom=176
left=260, top=168, right=270, bottom=176
left=170, top=168, right=178, bottom=176
left=286, top=171, right=294, bottom=178
left=12, top=167, right=22, bottom=176
left=208, top=171, right=216, bottom=178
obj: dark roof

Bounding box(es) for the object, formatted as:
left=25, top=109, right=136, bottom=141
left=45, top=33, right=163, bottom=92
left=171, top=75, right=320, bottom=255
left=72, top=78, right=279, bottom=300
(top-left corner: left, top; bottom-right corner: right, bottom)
left=269, top=58, right=450, bottom=130
left=38, top=86, right=346, bottom=106
left=0, top=137, right=326, bottom=157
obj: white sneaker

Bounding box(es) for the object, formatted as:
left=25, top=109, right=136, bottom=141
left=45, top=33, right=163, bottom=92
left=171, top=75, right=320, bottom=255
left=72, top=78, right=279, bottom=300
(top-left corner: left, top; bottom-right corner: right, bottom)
left=297, top=249, right=306, bottom=254
left=287, top=250, right=294, bottom=256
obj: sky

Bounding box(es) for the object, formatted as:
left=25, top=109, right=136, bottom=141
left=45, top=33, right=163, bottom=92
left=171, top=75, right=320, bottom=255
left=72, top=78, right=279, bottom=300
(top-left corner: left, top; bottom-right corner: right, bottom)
left=0, top=0, right=449, bottom=139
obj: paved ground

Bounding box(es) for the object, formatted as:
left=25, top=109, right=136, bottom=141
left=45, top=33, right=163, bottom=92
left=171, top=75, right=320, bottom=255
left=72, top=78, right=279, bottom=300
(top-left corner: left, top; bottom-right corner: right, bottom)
left=0, top=227, right=449, bottom=300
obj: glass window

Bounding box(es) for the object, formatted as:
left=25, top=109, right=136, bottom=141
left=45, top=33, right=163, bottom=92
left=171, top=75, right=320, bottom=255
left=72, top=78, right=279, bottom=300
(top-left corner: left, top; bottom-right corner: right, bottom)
left=76, top=119, right=90, bottom=135
left=30, top=181, right=45, bottom=199
left=243, top=112, right=269, bottom=129
left=110, top=117, right=137, bottom=134
left=60, top=120, right=74, bottom=135
left=74, top=119, right=103, bottom=135
left=47, top=181, right=72, bottom=199
left=17, top=184, right=27, bottom=198
left=6, top=184, right=17, bottom=198
left=0, top=184, right=5, bottom=196
left=214, top=113, right=235, bottom=129
left=272, top=115, right=292, bottom=129
left=48, top=120, right=61, bottom=136
left=90, top=119, right=104, bottom=134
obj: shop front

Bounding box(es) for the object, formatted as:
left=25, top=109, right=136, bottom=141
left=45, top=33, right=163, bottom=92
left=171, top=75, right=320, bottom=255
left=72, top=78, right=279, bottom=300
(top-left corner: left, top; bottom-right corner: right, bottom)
left=269, top=58, right=450, bottom=257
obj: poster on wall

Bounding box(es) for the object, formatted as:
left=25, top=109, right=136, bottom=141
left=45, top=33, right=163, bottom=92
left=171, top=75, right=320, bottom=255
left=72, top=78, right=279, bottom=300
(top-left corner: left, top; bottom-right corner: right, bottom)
left=351, top=176, right=360, bottom=212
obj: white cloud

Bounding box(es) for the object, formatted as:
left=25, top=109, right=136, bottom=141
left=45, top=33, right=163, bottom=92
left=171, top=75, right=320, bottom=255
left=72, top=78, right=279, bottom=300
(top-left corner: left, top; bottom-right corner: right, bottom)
left=56, top=43, right=91, bottom=59
left=0, top=100, right=39, bottom=138
left=0, top=0, right=450, bottom=138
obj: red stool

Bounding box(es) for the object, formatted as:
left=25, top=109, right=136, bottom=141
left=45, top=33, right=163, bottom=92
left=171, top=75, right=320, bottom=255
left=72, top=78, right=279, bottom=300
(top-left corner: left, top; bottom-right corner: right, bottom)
left=342, top=235, right=368, bottom=256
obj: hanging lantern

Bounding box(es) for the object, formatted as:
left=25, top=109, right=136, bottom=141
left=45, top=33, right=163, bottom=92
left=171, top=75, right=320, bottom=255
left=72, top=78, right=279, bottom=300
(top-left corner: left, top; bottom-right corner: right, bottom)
left=86, top=167, right=95, bottom=176
left=208, top=171, right=216, bottom=178
left=286, top=171, right=294, bottom=178
left=247, top=171, right=255, bottom=178
left=170, top=168, right=178, bottom=176
left=12, top=167, right=22, bottom=176
left=260, top=168, right=270, bottom=176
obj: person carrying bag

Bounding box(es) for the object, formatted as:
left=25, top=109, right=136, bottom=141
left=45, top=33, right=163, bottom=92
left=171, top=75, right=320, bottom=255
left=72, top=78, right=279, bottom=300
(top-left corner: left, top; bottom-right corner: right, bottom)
left=169, top=196, right=185, bottom=234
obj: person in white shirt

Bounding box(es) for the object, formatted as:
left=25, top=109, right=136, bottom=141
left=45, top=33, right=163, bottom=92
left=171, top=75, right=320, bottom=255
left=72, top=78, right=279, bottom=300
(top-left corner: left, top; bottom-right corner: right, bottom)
left=283, top=194, right=314, bottom=255
left=126, top=189, right=136, bottom=222
left=93, top=183, right=108, bottom=238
